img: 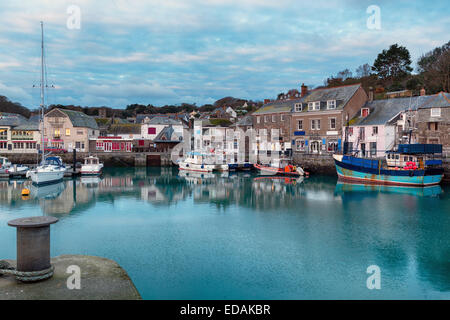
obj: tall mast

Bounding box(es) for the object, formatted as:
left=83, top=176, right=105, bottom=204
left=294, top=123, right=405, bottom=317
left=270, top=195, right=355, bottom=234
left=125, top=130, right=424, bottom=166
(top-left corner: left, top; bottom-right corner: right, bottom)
left=40, top=21, right=44, bottom=163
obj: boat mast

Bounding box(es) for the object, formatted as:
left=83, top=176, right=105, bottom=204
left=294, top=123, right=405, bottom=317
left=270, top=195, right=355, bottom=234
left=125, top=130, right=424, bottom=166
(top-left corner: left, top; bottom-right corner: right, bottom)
left=40, top=21, right=45, bottom=164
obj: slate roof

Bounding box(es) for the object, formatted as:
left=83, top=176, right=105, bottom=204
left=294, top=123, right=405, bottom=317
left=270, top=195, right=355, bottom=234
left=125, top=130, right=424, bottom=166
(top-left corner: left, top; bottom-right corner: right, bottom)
left=252, top=98, right=303, bottom=115
left=108, top=123, right=141, bottom=134
left=0, top=112, right=28, bottom=127
left=416, top=92, right=450, bottom=109
left=14, top=115, right=40, bottom=130
left=50, top=108, right=99, bottom=129
left=233, top=115, right=253, bottom=126
left=153, top=125, right=182, bottom=142
left=353, top=95, right=430, bottom=126
left=299, top=84, right=361, bottom=110
left=148, top=116, right=187, bottom=128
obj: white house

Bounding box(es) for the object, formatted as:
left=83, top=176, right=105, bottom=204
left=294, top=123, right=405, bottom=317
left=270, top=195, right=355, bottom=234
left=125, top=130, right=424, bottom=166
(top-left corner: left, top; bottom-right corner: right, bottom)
left=141, top=116, right=187, bottom=141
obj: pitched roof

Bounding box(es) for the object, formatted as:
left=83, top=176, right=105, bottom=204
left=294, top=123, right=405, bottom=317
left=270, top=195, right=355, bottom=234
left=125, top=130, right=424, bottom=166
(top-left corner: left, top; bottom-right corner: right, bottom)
left=48, top=108, right=99, bottom=129
left=253, top=98, right=302, bottom=115
left=234, top=115, right=253, bottom=126
left=354, top=95, right=430, bottom=126
left=416, top=92, right=450, bottom=109
left=108, top=123, right=141, bottom=134
left=300, top=84, right=361, bottom=110
left=153, top=125, right=182, bottom=142
left=14, top=115, right=40, bottom=130
left=0, top=112, right=28, bottom=127
left=148, top=116, right=186, bottom=127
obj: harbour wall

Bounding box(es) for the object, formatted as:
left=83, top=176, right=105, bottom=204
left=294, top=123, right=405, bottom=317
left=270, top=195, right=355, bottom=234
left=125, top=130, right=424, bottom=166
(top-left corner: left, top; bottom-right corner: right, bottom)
left=0, top=152, right=173, bottom=167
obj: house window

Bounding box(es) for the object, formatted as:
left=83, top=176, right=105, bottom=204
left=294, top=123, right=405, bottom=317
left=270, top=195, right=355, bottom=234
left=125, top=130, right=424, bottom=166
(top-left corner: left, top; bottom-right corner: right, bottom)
left=0, top=129, right=7, bottom=140
left=361, top=108, right=369, bottom=117
left=296, top=140, right=305, bottom=151
left=65, top=128, right=70, bottom=136
left=280, top=128, right=284, bottom=135
left=308, top=101, right=320, bottom=111
left=264, top=116, right=268, bottom=123
left=329, top=118, right=336, bottom=129
left=311, top=119, right=321, bottom=130
left=54, top=129, right=60, bottom=137
left=295, top=103, right=302, bottom=112
left=298, top=120, right=303, bottom=130
left=77, top=130, right=83, bottom=135
left=272, top=115, right=276, bottom=122
left=348, top=127, right=353, bottom=136
left=327, top=140, right=338, bottom=152
left=148, top=127, right=156, bottom=134
left=427, top=122, right=438, bottom=131
left=257, top=116, right=260, bottom=124
left=431, top=108, right=441, bottom=117
left=327, top=100, right=336, bottom=109
left=0, top=142, right=7, bottom=149
left=370, top=142, right=377, bottom=156
left=280, top=114, right=285, bottom=121
left=372, top=126, right=378, bottom=135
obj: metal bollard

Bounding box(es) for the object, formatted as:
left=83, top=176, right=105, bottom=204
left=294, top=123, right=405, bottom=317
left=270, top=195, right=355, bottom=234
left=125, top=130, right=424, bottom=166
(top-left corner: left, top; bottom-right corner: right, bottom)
left=7, top=216, right=58, bottom=281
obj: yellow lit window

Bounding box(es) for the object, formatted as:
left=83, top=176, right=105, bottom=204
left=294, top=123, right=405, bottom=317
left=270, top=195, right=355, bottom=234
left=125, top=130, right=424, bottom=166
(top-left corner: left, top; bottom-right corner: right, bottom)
left=66, top=128, right=70, bottom=136
left=54, top=129, right=60, bottom=136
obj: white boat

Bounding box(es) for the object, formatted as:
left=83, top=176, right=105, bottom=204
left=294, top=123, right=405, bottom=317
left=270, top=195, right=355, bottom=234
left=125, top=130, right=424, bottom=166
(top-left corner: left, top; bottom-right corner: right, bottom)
left=0, top=157, right=29, bottom=173
left=81, top=156, right=103, bottom=175
left=27, top=22, right=66, bottom=186
left=27, top=157, right=66, bottom=185
left=178, top=152, right=215, bottom=172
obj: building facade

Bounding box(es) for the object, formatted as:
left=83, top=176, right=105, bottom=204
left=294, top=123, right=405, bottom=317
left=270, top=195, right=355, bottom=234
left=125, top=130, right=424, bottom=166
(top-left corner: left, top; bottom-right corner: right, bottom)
left=291, top=84, right=368, bottom=154
left=0, top=113, right=40, bottom=154
left=44, top=108, right=99, bottom=152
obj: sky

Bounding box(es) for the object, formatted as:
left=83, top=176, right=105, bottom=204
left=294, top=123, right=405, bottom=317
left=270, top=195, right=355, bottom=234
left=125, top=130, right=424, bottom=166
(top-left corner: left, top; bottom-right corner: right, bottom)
left=0, top=0, right=448, bottom=109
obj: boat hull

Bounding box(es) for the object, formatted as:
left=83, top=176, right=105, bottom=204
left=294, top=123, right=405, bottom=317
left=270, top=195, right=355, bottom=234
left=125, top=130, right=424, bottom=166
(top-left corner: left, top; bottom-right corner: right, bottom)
left=254, top=164, right=301, bottom=177
left=81, top=164, right=103, bottom=175
left=334, top=156, right=443, bottom=187
left=178, top=162, right=215, bottom=172
left=28, top=170, right=65, bottom=186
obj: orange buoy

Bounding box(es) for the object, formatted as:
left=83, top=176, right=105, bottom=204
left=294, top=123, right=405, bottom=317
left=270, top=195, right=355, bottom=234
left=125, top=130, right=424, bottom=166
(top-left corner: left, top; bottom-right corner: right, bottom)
left=21, top=188, right=30, bottom=196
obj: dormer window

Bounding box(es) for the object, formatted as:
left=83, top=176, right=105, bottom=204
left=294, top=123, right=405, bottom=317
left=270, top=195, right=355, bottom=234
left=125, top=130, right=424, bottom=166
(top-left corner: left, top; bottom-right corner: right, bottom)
left=361, top=108, right=369, bottom=117
left=308, top=101, right=320, bottom=111
left=294, top=103, right=302, bottom=112
left=327, top=100, right=336, bottom=109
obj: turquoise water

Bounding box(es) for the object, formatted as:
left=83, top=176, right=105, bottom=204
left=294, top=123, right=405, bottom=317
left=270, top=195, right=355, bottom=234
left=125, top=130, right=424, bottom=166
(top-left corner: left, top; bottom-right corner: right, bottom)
left=0, top=167, right=449, bottom=299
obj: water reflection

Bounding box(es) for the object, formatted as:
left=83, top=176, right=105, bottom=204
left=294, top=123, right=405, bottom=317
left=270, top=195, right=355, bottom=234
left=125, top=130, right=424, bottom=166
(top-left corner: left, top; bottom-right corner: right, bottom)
left=0, top=168, right=448, bottom=298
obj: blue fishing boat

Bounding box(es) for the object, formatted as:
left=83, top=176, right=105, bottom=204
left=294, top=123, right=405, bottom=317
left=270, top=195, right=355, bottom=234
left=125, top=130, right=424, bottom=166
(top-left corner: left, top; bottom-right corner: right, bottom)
left=333, top=144, right=444, bottom=187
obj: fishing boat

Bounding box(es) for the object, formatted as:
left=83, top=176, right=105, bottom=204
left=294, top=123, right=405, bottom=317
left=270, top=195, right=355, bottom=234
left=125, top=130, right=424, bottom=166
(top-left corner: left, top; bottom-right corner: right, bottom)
left=178, top=152, right=216, bottom=172
left=254, top=158, right=307, bottom=177
left=27, top=22, right=66, bottom=186
left=81, top=155, right=104, bottom=175
left=333, top=144, right=444, bottom=187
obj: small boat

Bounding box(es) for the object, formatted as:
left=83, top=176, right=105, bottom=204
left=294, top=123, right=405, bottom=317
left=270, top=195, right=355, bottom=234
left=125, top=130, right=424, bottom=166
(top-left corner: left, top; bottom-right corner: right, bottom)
left=27, top=156, right=66, bottom=185
left=81, top=156, right=104, bottom=175
left=254, top=158, right=307, bottom=177
left=333, top=144, right=444, bottom=187
left=0, top=156, right=29, bottom=174
left=178, top=152, right=216, bottom=173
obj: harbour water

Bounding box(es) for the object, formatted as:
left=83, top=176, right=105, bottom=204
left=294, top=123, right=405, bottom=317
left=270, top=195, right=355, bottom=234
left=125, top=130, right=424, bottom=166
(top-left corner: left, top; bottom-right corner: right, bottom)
left=0, top=168, right=449, bottom=299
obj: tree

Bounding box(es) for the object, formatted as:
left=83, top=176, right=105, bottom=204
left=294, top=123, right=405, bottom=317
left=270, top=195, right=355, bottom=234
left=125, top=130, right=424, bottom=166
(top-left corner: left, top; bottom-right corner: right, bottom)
left=336, top=69, right=353, bottom=80
left=372, top=44, right=413, bottom=83
left=417, top=41, right=450, bottom=93
left=356, top=63, right=372, bottom=78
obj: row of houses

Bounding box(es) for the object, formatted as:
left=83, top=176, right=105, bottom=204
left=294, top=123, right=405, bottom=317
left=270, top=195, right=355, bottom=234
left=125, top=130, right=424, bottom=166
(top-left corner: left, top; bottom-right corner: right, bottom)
left=1, top=85, right=449, bottom=158
left=250, top=84, right=450, bottom=157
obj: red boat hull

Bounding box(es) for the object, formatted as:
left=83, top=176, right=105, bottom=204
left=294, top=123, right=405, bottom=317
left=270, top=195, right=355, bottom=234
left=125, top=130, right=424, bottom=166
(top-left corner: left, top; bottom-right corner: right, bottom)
left=253, top=164, right=301, bottom=177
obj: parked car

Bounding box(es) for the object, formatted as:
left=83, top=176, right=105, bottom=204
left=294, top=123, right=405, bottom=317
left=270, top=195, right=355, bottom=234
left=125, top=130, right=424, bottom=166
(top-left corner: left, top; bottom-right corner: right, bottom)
left=44, top=146, right=68, bottom=154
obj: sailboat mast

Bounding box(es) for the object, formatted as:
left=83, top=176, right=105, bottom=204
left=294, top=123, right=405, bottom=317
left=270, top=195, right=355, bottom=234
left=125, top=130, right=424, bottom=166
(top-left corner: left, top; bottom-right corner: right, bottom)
left=40, top=21, right=44, bottom=164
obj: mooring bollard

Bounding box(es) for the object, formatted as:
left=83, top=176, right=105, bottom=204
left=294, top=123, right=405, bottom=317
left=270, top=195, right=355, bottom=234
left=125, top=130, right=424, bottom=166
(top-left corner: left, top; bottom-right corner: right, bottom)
left=6, top=216, right=58, bottom=282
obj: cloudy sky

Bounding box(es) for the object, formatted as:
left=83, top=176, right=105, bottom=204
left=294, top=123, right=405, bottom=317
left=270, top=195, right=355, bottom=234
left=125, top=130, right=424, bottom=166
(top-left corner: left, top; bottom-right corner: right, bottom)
left=0, top=0, right=448, bottom=109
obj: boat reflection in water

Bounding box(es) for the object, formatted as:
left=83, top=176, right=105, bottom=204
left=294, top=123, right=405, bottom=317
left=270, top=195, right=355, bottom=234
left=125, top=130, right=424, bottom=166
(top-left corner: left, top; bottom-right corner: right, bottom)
left=334, top=181, right=443, bottom=197
left=80, top=176, right=103, bottom=187
left=30, top=181, right=65, bottom=199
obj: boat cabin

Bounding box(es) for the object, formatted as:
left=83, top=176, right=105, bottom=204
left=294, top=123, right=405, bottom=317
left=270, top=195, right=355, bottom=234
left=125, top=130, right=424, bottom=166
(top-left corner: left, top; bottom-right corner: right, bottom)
left=0, top=157, right=12, bottom=167
left=84, top=156, right=100, bottom=165
left=385, top=144, right=442, bottom=169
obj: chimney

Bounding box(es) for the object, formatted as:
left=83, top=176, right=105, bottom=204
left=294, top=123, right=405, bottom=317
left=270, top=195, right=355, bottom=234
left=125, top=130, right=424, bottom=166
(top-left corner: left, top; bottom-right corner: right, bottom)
left=301, top=83, right=308, bottom=97
left=420, top=87, right=426, bottom=96
left=368, top=87, right=374, bottom=102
